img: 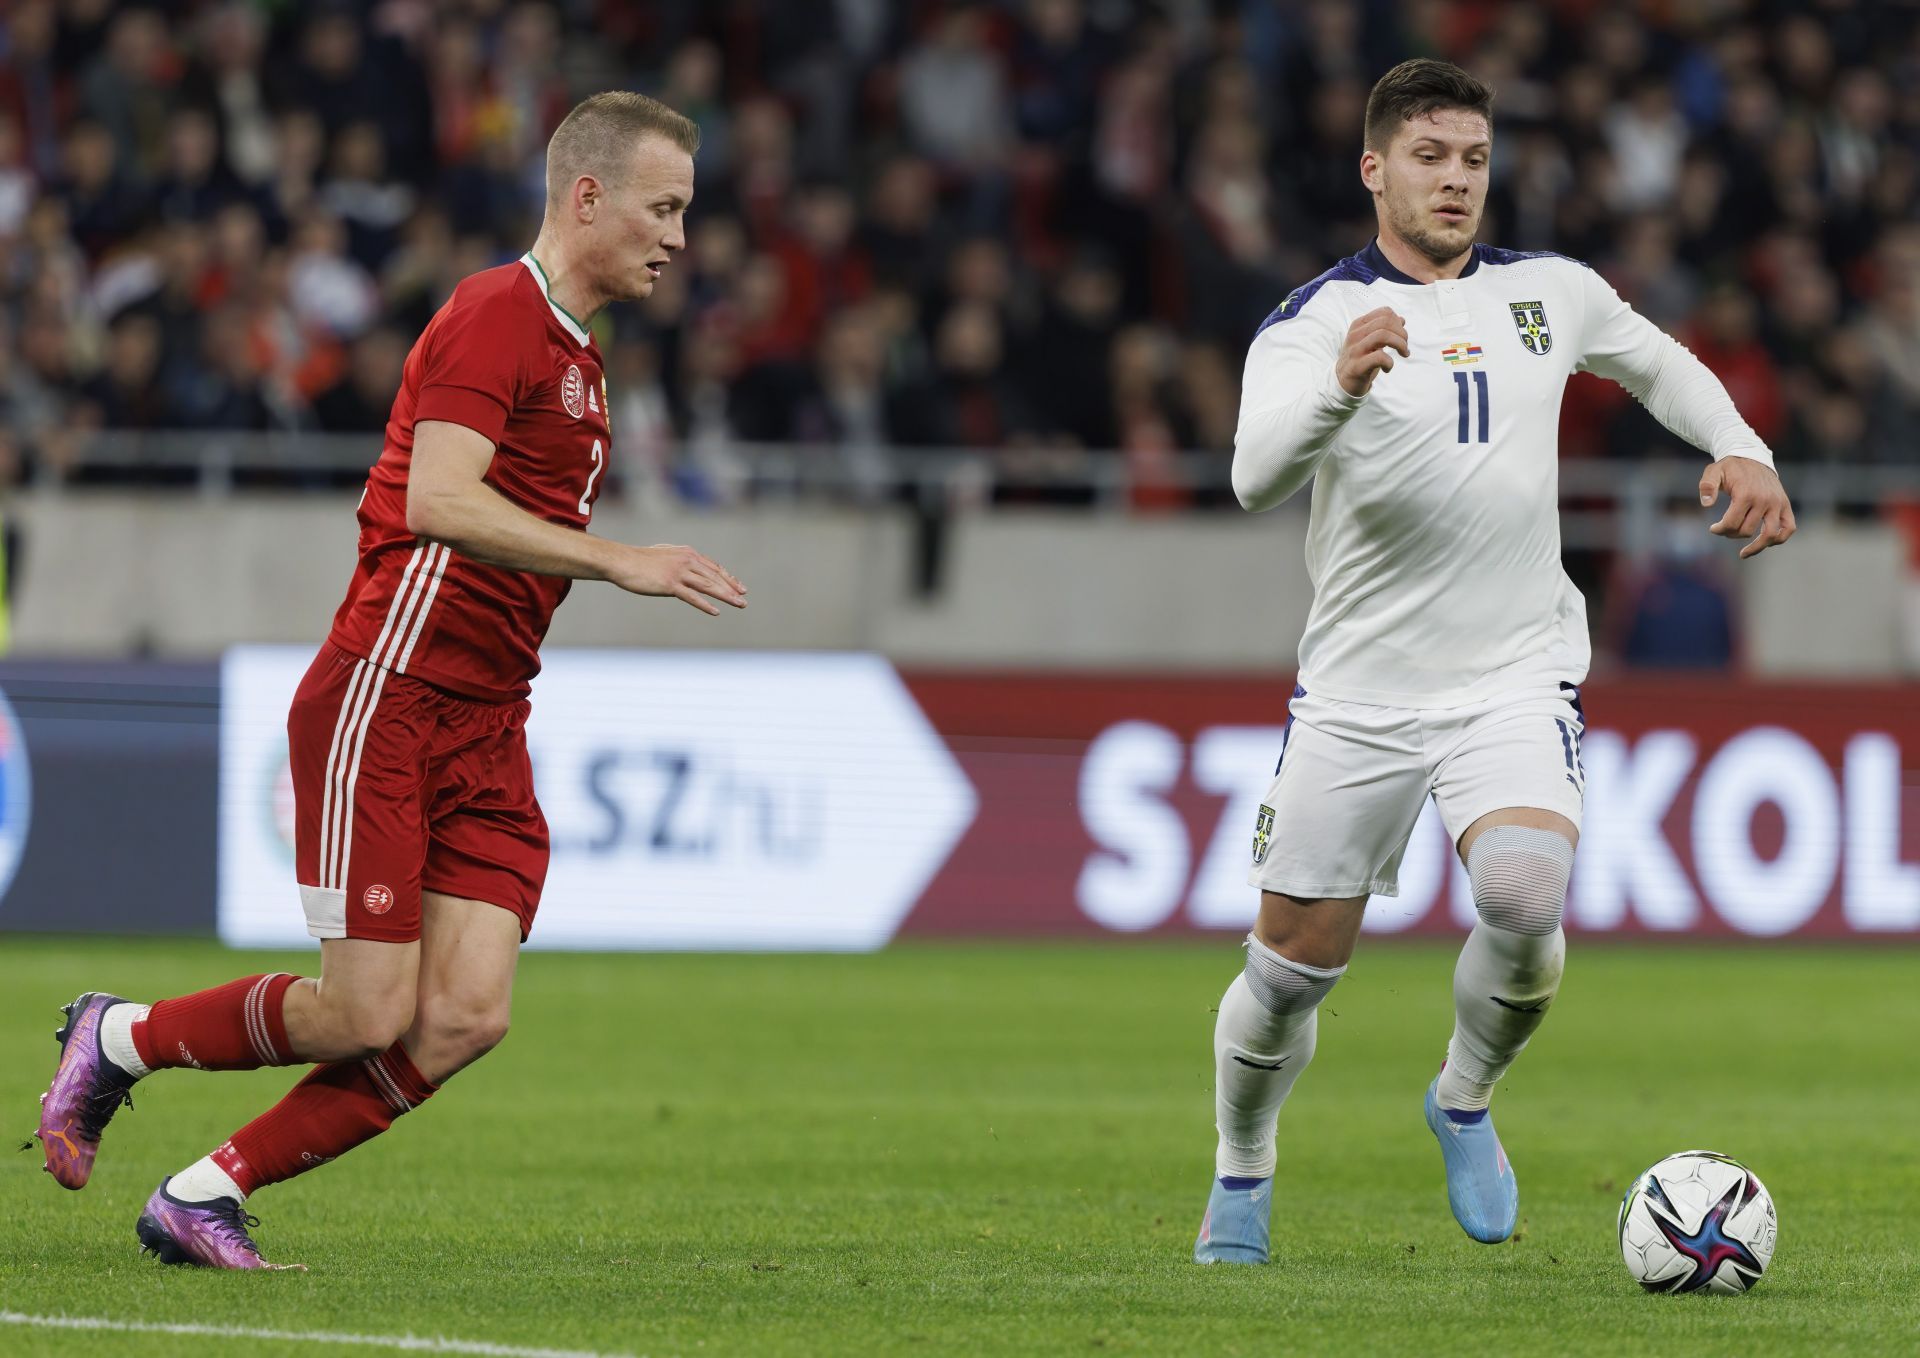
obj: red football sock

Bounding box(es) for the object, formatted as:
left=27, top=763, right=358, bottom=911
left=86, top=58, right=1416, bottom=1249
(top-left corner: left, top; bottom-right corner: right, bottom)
left=211, top=1041, right=439, bottom=1195
left=131, top=973, right=299, bottom=1072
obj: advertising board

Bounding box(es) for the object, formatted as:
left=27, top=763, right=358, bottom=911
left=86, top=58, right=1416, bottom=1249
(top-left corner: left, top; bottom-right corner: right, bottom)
left=217, top=647, right=976, bottom=949
left=0, top=662, right=216, bottom=936
left=213, top=655, right=1920, bottom=948
left=902, top=675, right=1920, bottom=940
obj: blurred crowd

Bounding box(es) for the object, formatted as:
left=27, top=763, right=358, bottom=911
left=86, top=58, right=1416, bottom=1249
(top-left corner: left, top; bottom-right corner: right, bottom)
left=1, top=0, right=1918, bottom=507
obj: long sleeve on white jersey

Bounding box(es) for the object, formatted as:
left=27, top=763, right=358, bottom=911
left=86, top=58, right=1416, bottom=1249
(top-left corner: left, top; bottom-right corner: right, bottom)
left=1575, top=268, right=1775, bottom=469
left=1231, top=305, right=1367, bottom=511
left=1230, top=239, right=1774, bottom=708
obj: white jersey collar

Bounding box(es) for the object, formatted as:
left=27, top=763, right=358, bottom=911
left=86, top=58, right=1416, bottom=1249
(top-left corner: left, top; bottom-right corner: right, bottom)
left=520, top=253, right=593, bottom=347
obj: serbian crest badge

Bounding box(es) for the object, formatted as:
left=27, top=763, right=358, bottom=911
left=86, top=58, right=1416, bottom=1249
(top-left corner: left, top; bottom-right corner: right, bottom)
left=1509, top=300, right=1551, bottom=356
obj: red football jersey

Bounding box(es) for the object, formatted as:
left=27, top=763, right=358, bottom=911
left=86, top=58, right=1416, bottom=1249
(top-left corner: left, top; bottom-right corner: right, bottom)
left=328, top=255, right=612, bottom=702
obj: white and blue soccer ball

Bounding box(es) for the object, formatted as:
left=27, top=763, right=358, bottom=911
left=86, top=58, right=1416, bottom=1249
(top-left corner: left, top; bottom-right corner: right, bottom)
left=1618, top=1150, right=1777, bottom=1294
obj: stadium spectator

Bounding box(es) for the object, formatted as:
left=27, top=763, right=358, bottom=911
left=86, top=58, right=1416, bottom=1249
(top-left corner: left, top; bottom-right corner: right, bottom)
left=0, top=0, right=66, bottom=181
left=310, top=327, right=406, bottom=434
left=78, top=8, right=175, bottom=181
left=0, top=0, right=1913, bottom=499
left=15, top=305, right=84, bottom=450
left=1603, top=512, right=1741, bottom=669
left=773, top=181, right=874, bottom=344
left=799, top=305, right=888, bottom=441
left=0, top=115, right=37, bottom=239
left=1684, top=287, right=1785, bottom=449
left=1012, top=0, right=1108, bottom=148
left=1026, top=248, right=1123, bottom=448
left=605, top=335, right=677, bottom=500
left=860, top=155, right=944, bottom=292
left=82, top=309, right=169, bottom=430
left=287, top=211, right=379, bottom=340
left=899, top=6, right=1013, bottom=172
left=321, top=123, right=417, bottom=273
left=57, top=119, right=147, bottom=260
left=892, top=299, right=1037, bottom=451
left=173, top=303, right=275, bottom=431
left=184, top=2, right=278, bottom=189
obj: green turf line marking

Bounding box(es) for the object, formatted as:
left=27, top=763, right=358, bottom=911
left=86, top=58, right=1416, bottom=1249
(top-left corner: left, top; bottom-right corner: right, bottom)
left=0, top=1311, right=636, bottom=1358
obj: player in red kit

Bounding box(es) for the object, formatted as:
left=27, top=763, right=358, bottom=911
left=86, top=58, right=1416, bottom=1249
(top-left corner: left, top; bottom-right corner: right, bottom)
left=32, top=93, right=742, bottom=1270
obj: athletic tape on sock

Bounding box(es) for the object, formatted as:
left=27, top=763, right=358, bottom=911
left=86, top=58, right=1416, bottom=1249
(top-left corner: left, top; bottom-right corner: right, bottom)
left=1242, top=935, right=1345, bottom=1016
left=1466, top=825, right=1574, bottom=936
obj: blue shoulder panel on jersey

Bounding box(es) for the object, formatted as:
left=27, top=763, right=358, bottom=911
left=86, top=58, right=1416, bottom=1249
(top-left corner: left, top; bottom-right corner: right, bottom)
left=1255, top=252, right=1377, bottom=334
left=1256, top=243, right=1588, bottom=336
left=1472, top=244, right=1590, bottom=271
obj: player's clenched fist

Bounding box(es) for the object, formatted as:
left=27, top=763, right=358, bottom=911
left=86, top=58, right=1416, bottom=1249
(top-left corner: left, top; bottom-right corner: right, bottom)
left=609, top=543, right=748, bottom=615
left=1335, top=307, right=1410, bottom=398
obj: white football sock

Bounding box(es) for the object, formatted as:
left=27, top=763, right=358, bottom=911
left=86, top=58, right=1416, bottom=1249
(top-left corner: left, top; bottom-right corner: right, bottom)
left=1438, top=923, right=1564, bottom=1110
left=99, top=1002, right=152, bottom=1080
left=1437, top=826, right=1572, bottom=1112
left=1213, top=938, right=1344, bottom=1178
left=168, top=1154, right=247, bottom=1204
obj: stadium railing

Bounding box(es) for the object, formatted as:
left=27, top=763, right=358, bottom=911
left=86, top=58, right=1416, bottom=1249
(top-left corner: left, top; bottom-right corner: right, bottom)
left=39, top=432, right=1920, bottom=553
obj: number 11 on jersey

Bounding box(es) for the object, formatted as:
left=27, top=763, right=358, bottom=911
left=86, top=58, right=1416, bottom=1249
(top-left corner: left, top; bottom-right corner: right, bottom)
left=1453, top=371, right=1490, bottom=444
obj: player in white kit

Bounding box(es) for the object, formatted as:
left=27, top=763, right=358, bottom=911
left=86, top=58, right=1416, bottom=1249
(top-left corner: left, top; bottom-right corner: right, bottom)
left=1193, top=60, right=1796, bottom=1263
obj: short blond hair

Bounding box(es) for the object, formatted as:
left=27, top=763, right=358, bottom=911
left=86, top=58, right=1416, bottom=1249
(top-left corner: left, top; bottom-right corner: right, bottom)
left=545, top=91, right=700, bottom=203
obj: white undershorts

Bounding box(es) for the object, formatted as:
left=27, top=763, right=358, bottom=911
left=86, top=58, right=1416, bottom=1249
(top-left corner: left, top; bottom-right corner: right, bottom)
left=1248, top=683, right=1586, bottom=900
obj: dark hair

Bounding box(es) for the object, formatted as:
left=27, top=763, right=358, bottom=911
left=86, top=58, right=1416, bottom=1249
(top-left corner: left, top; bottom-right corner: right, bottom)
left=1364, top=59, right=1494, bottom=150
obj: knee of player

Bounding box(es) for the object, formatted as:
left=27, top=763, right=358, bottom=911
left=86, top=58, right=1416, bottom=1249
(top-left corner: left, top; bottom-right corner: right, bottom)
left=1467, top=825, right=1574, bottom=936
left=421, top=1000, right=512, bottom=1064
left=324, top=994, right=415, bottom=1060
left=1250, top=898, right=1357, bottom=973
left=346, top=1011, right=414, bottom=1060
left=466, top=1007, right=511, bottom=1058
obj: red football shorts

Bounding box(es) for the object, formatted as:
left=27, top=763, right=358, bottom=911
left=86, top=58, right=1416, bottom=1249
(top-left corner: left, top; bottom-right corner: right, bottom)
left=288, top=643, right=549, bottom=943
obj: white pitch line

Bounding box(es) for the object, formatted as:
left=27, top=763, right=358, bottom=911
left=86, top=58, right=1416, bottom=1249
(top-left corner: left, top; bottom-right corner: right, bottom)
left=0, top=1311, right=638, bottom=1358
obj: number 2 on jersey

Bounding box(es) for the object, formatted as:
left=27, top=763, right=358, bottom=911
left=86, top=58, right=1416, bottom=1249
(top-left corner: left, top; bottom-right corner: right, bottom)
left=579, top=438, right=603, bottom=514
left=1453, top=371, right=1490, bottom=444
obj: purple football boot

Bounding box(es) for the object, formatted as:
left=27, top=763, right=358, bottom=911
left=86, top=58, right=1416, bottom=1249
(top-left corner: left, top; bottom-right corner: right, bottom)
left=136, top=1178, right=303, bottom=1271
left=34, top=992, right=139, bottom=1190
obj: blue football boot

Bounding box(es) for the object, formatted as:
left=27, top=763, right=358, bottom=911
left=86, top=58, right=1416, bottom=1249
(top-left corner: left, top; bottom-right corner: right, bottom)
left=1423, top=1076, right=1517, bottom=1243
left=1193, top=1175, right=1272, bottom=1264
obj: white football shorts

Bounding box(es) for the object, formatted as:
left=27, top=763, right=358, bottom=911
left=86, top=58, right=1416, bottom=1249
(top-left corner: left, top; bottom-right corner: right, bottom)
left=1248, top=682, right=1586, bottom=900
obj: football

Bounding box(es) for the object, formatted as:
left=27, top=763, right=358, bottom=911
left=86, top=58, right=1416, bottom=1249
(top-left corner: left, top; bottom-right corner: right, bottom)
left=1618, top=1150, right=1778, bottom=1294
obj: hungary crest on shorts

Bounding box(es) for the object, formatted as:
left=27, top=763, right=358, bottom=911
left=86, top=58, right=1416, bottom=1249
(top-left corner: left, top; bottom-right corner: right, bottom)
left=1509, top=300, right=1551, bottom=355
left=1252, top=804, right=1275, bottom=866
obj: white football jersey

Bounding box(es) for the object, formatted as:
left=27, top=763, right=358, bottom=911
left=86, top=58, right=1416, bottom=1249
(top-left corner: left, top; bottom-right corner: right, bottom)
left=1233, top=239, right=1773, bottom=709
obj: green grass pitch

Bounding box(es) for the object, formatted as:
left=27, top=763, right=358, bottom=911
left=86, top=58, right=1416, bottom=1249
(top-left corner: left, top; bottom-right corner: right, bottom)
left=1, top=937, right=1915, bottom=1356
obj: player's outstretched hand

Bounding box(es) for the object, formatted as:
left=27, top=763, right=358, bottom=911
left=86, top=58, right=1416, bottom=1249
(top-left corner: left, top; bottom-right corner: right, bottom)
left=609, top=544, right=748, bottom=615
left=1335, top=307, right=1410, bottom=398
left=1700, top=457, right=1796, bottom=560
